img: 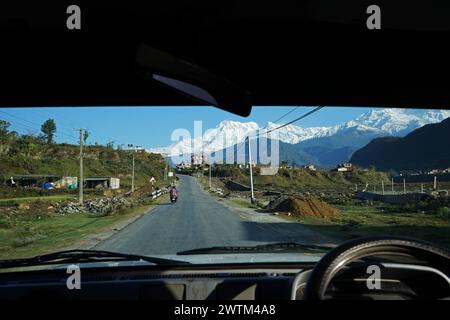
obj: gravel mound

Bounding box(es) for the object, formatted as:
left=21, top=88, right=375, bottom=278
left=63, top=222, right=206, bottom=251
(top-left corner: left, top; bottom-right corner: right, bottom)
left=57, top=196, right=131, bottom=215
left=266, top=195, right=339, bottom=219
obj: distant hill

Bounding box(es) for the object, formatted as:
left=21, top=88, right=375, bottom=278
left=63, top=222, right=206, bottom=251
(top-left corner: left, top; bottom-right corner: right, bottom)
left=278, top=142, right=356, bottom=168
left=350, top=117, right=450, bottom=171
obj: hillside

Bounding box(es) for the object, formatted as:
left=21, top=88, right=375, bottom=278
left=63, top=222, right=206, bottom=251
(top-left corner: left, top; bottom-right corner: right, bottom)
left=0, top=134, right=168, bottom=189
left=350, top=117, right=450, bottom=170
left=247, top=168, right=390, bottom=191
left=211, top=165, right=389, bottom=192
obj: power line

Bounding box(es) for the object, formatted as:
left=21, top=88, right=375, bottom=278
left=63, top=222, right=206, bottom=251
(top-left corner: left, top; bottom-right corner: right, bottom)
left=236, top=106, right=295, bottom=155
left=0, top=110, right=43, bottom=129
left=0, top=116, right=40, bottom=134
left=262, top=106, right=299, bottom=130
left=28, top=108, right=77, bottom=132
left=41, top=109, right=112, bottom=145
left=1, top=108, right=122, bottom=148
left=242, top=106, right=324, bottom=202
left=37, top=108, right=106, bottom=145
left=27, top=108, right=56, bottom=122
left=261, top=106, right=324, bottom=136
left=0, top=110, right=49, bottom=128
left=36, top=108, right=86, bottom=134
left=6, top=108, right=138, bottom=148
left=235, top=106, right=323, bottom=155
left=0, top=110, right=78, bottom=140
left=3, top=108, right=81, bottom=143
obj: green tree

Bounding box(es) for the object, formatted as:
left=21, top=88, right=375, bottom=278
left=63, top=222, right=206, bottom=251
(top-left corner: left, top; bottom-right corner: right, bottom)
left=0, top=119, right=10, bottom=136
left=83, top=130, right=89, bottom=145
left=0, top=119, right=11, bottom=153
left=9, top=134, right=42, bottom=156
left=41, top=119, right=56, bottom=144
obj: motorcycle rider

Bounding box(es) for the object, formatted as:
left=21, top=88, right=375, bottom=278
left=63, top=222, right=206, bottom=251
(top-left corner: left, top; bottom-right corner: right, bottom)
left=169, top=185, right=178, bottom=202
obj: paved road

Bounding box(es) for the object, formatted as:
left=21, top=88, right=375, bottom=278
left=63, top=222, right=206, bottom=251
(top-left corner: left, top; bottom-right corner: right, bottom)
left=95, top=175, right=333, bottom=255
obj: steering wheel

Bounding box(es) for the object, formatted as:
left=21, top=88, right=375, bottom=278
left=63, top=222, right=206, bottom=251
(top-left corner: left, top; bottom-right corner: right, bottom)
left=302, top=236, right=450, bottom=300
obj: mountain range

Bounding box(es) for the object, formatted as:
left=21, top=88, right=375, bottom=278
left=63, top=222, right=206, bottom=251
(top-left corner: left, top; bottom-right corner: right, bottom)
left=148, top=108, right=450, bottom=167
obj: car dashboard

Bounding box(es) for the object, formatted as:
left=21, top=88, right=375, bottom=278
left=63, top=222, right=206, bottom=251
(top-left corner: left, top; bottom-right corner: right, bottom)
left=0, top=261, right=449, bottom=300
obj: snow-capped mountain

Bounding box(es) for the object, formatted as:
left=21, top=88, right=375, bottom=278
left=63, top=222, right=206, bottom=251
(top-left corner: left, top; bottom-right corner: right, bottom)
left=342, top=109, right=450, bottom=135
left=148, top=109, right=450, bottom=162
left=148, top=119, right=334, bottom=156
left=149, top=120, right=259, bottom=156
left=264, top=122, right=336, bottom=144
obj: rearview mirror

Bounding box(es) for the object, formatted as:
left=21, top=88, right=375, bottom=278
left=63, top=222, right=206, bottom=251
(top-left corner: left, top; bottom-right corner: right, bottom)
left=135, top=44, right=252, bottom=117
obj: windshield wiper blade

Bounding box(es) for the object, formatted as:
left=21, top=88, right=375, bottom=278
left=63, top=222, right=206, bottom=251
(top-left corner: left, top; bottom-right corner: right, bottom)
left=177, top=242, right=332, bottom=255
left=0, top=249, right=190, bottom=269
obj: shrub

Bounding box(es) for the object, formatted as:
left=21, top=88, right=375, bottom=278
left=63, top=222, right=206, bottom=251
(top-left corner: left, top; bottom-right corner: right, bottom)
left=437, top=206, right=450, bottom=219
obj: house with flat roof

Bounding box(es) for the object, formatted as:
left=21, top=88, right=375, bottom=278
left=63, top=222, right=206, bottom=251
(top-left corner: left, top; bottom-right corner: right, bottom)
left=335, top=163, right=354, bottom=172
left=84, top=177, right=120, bottom=189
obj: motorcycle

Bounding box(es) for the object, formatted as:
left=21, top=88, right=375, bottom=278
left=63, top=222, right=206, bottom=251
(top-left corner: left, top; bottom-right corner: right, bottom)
left=170, top=192, right=178, bottom=203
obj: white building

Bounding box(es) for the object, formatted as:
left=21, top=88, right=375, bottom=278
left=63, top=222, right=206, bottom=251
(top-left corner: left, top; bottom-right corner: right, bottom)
left=335, top=163, right=353, bottom=172
left=191, top=153, right=206, bottom=165
left=176, top=161, right=192, bottom=170
left=302, top=164, right=316, bottom=171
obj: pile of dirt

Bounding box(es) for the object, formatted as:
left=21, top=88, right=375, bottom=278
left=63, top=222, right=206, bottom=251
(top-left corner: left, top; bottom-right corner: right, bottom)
left=266, top=195, right=340, bottom=219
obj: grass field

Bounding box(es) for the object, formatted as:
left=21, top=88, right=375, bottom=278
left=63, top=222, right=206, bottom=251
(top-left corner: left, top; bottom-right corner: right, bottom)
left=197, top=172, right=450, bottom=248
left=282, top=202, right=450, bottom=249
left=0, top=198, right=165, bottom=260
left=229, top=198, right=260, bottom=209
left=201, top=169, right=450, bottom=248
left=0, top=195, right=76, bottom=207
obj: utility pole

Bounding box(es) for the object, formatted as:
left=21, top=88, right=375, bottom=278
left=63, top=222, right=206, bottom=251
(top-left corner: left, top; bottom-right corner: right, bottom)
left=127, top=144, right=142, bottom=193
left=434, top=176, right=437, bottom=190
left=391, top=178, right=394, bottom=193
left=363, top=183, right=368, bottom=192
left=381, top=180, right=385, bottom=195
left=78, top=129, right=84, bottom=204
left=209, top=163, right=212, bottom=189
left=131, top=152, right=135, bottom=193
left=248, top=136, right=255, bottom=203
left=164, top=162, right=168, bottom=181
left=403, top=178, right=406, bottom=194
left=127, top=144, right=136, bottom=193
left=161, top=152, right=168, bottom=182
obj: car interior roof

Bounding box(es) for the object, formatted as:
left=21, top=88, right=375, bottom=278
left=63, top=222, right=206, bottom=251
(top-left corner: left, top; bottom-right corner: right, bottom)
left=0, top=1, right=449, bottom=114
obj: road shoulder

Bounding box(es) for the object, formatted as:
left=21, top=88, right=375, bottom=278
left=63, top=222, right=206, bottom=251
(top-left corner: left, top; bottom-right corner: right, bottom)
left=81, top=204, right=161, bottom=250
left=195, top=177, right=338, bottom=247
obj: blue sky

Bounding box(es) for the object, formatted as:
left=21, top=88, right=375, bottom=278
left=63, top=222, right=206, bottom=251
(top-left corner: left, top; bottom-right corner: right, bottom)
left=0, top=106, right=378, bottom=148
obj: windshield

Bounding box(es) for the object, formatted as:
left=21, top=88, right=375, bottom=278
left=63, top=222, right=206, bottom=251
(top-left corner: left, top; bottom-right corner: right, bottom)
left=1, top=106, right=450, bottom=266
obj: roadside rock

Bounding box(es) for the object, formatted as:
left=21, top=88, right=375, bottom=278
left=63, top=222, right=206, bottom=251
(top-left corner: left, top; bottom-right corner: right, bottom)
left=57, top=196, right=131, bottom=215
left=57, top=186, right=171, bottom=215
left=18, top=203, right=30, bottom=210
